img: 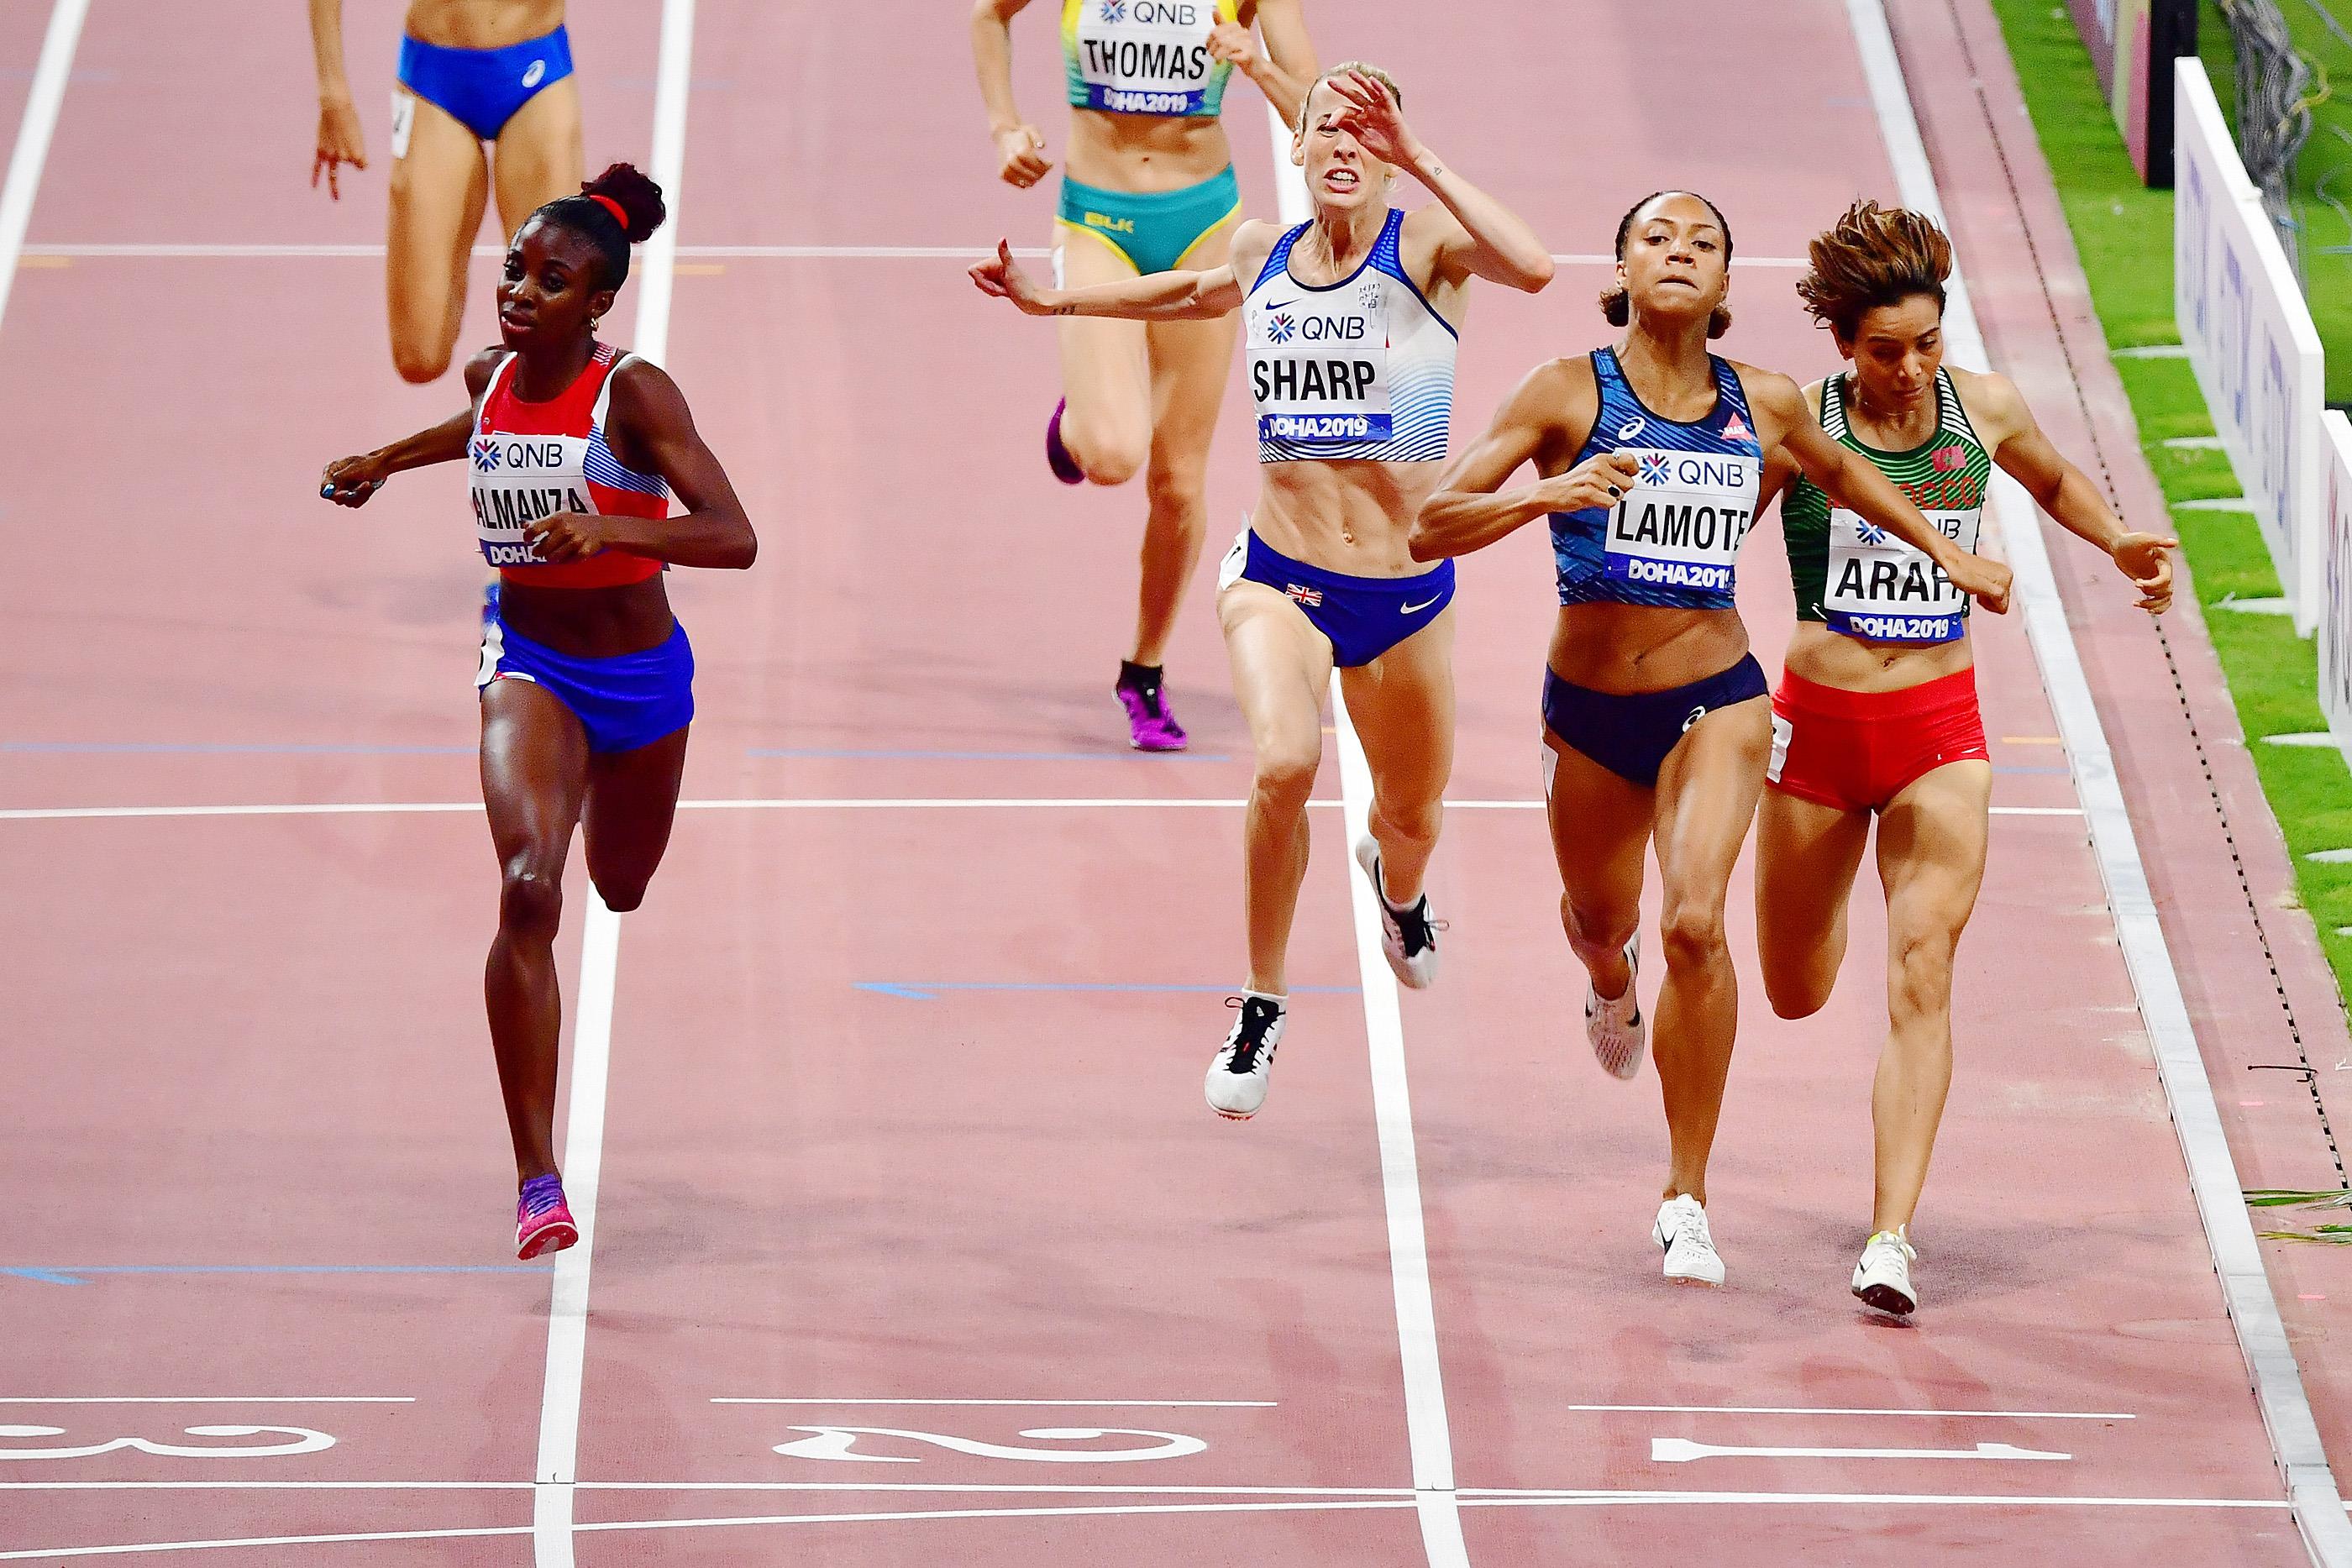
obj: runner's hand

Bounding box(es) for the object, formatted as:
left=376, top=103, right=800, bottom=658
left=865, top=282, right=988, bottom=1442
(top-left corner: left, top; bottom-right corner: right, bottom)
left=1326, top=70, right=1422, bottom=168
left=1533, top=452, right=1642, bottom=514
left=319, top=454, right=389, bottom=507
left=1944, top=548, right=2014, bottom=615
left=1205, top=21, right=1260, bottom=75
left=313, top=97, right=367, bottom=200
left=993, top=123, right=1052, bottom=188
left=2111, top=530, right=2178, bottom=615
left=526, top=511, right=611, bottom=564
left=969, top=240, right=1057, bottom=316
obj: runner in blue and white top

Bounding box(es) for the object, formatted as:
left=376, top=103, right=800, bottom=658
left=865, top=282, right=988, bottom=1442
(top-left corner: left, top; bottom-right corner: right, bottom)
left=1415, top=191, right=2011, bottom=1291
left=973, top=62, right=1552, bottom=1120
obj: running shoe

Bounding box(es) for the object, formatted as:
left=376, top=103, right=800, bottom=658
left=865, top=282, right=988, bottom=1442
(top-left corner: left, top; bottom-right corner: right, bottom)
left=1046, top=398, right=1084, bottom=485
left=1586, top=933, right=1645, bottom=1080
left=1116, top=671, right=1189, bottom=753
left=1653, top=1194, right=1725, bottom=1287
left=516, top=1173, right=578, bottom=1261
left=1205, top=994, right=1286, bottom=1120
left=1353, top=835, right=1442, bottom=989
left=1852, top=1228, right=1919, bottom=1316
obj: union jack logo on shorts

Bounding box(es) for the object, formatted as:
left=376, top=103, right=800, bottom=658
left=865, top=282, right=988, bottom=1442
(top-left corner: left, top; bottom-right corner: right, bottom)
left=1286, top=582, right=1324, bottom=608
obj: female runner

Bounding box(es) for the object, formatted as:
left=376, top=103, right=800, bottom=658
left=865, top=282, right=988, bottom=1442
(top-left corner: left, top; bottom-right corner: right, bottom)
left=974, top=66, right=1553, bottom=1116
left=1757, top=202, right=2174, bottom=1315
left=320, top=166, right=757, bottom=1257
left=969, top=0, right=1316, bottom=750
left=312, top=0, right=583, bottom=385
left=1415, top=191, right=2010, bottom=1285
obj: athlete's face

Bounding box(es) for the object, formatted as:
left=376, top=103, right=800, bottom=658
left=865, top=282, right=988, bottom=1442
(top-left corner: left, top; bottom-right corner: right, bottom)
left=496, top=218, right=617, bottom=352
left=1616, top=194, right=1730, bottom=328
left=1293, top=80, right=1388, bottom=212
left=1839, top=294, right=1945, bottom=412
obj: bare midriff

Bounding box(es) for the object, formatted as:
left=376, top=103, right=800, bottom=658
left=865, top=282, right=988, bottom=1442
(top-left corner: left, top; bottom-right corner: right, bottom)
left=1252, top=460, right=1444, bottom=580
left=403, top=0, right=566, bottom=51
left=1547, top=603, right=1751, bottom=696
left=499, top=574, right=675, bottom=661
left=1064, top=109, right=1237, bottom=193
left=1782, top=619, right=1975, bottom=694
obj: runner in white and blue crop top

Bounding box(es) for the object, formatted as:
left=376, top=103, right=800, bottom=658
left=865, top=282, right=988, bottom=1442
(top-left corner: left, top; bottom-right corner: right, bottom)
left=1415, top=191, right=2013, bottom=1288
left=974, top=65, right=1553, bottom=1121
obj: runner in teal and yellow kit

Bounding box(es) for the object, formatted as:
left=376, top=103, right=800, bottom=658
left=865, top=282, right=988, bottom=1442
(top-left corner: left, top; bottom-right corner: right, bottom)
left=971, top=0, right=1316, bottom=749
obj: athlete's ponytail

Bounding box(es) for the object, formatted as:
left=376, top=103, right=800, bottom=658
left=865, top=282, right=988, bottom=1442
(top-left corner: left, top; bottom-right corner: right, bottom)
left=533, top=163, right=669, bottom=291
left=1795, top=199, right=1951, bottom=343
left=1599, top=190, right=1735, bottom=340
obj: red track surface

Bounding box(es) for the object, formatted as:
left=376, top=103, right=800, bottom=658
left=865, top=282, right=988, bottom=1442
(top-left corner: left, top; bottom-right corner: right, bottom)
left=0, top=0, right=2335, bottom=1562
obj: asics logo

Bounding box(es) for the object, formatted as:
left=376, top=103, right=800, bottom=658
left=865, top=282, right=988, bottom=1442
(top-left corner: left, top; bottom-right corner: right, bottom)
left=522, top=60, right=547, bottom=89
left=1681, top=705, right=1709, bottom=733
left=1617, top=417, right=1646, bottom=442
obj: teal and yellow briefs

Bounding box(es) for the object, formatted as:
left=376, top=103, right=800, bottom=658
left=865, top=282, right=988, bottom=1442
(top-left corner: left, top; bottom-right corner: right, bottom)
left=1057, top=166, right=1242, bottom=276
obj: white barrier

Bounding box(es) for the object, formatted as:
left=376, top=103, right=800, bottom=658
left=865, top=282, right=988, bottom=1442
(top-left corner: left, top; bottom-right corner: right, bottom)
left=2174, top=59, right=2328, bottom=632
left=2323, top=412, right=2352, bottom=763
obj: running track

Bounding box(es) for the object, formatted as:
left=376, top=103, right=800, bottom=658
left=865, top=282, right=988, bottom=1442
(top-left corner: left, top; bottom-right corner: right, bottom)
left=3, top=0, right=2348, bottom=1562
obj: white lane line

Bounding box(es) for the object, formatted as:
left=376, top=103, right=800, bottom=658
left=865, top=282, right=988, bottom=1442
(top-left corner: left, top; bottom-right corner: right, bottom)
left=1571, top=1404, right=2133, bottom=1420
left=1266, top=102, right=1467, bottom=1568
left=0, top=1398, right=416, bottom=1405
left=18, top=243, right=1054, bottom=260
left=711, top=1398, right=1277, bottom=1408
left=0, top=798, right=2087, bottom=822
left=1651, top=1437, right=2069, bottom=1465
left=528, top=7, right=696, bottom=1564
left=0, top=0, right=91, bottom=336
left=1845, top=5, right=2352, bottom=1565
left=1457, top=1489, right=2289, bottom=1509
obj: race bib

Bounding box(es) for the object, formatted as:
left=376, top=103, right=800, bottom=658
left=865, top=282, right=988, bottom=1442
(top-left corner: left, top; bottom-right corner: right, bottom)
left=1073, top=0, right=1217, bottom=115
left=470, top=432, right=589, bottom=569
left=1250, top=291, right=1389, bottom=445
left=1604, top=448, right=1758, bottom=595
left=1824, top=507, right=1976, bottom=642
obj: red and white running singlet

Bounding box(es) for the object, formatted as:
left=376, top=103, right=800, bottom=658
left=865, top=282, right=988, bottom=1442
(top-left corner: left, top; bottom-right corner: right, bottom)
left=470, top=342, right=669, bottom=589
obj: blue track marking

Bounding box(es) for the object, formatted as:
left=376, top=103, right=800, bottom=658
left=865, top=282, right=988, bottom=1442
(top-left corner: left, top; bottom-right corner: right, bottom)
left=0, top=742, right=472, bottom=756
left=857, top=982, right=1362, bottom=1000
left=2, top=1265, right=548, bottom=1286
left=748, top=747, right=1235, bottom=763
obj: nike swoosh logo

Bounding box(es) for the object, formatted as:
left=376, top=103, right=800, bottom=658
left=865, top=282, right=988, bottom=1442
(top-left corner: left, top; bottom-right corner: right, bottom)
left=1401, top=595, right=1441, bottom=614
left=1263, top=297, right=1297, bottom=312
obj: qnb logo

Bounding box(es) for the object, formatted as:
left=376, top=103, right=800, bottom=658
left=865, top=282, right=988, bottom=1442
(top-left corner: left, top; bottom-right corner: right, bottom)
left=1638, top=454, right=1673, bottom=487
left=471, top=438, right=503, bottom=473
left=1855, top=517, right=1890, bottom=547
left=1100, top=0, right=1126, bottom=20
left=1267, top=312, right=1296, bottom=345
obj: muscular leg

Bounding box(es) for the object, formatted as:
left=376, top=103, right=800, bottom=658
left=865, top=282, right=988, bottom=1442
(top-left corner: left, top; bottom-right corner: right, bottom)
left=580, top=724, right=691, bottom=914
left=489, top=77, right=585, bottom=240
left=1219, top=583, right=1336, bottom=994
left=1542, top=735, right=1651, bottom=1005
left=386, top=92, right=489, bottom=384
left=1053, top=228, right=1152, bottom=485
left=1869, top=760, right=1992, bottom=1233
left=1648, top=699, right=1771, bottom=1204
left=480, top=679, right=590, bottom=1183
left=1131, top=220, right=1241, bottom=667
left=1754, top=786, right=1872, bottom=1020
left=1336, top=606, right=1456, bottom=908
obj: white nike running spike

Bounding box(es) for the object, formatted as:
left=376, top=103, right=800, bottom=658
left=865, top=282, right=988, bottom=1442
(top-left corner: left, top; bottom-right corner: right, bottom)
left=1353, top=836, right=1441, bottom=989
left=1586, top=933, right=1645, bottom=1080
left=1205, top=994, right=1286, bottom=1120
left=1653, top=1194, right=1725, bottom=1287
left=1852, top=1228, right=1919, bottom=1316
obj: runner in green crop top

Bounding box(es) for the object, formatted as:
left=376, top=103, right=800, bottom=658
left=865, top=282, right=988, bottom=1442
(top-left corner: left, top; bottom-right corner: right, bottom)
left=969, top=0, right=1315, bottom=753
left=1751, top=202, right=2177, bottom=1319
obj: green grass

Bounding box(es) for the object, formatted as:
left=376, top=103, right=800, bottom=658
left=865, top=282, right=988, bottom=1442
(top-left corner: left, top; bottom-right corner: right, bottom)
left=1987, top=0, right=2352, bottom=994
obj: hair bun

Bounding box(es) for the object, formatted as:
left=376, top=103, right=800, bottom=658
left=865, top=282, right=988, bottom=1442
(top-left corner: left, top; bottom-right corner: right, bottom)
left=581, top=163, right=667, bottom=244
